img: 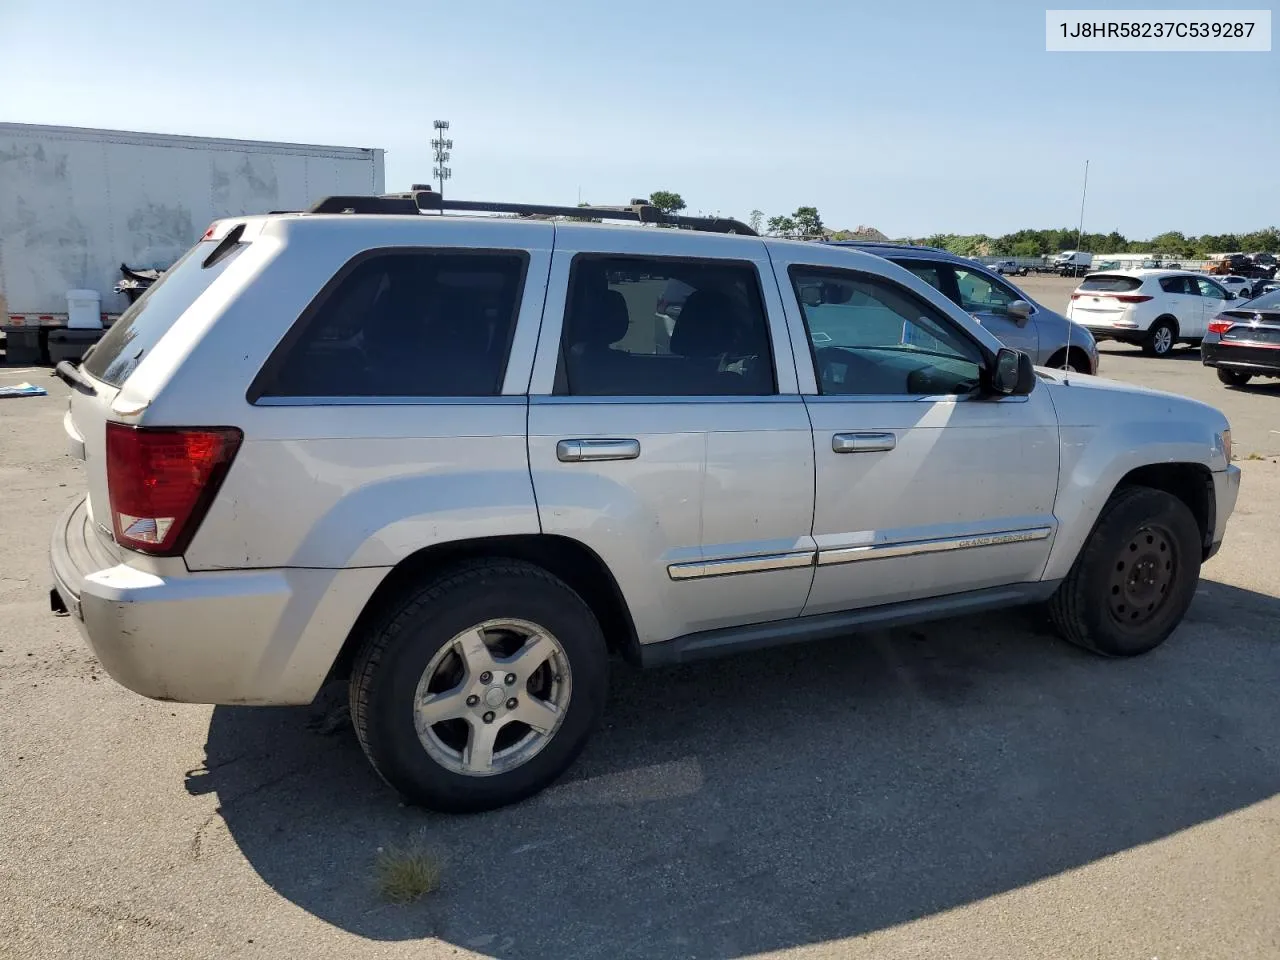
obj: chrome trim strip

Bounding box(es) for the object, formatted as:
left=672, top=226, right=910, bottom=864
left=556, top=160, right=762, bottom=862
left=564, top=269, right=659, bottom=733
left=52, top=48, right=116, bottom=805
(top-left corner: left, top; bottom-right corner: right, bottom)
left=817, top=526, right=1052, bottom=566
left=668, top=550, right=816, bottom=581
left=254, top=395, right=526, bottom=407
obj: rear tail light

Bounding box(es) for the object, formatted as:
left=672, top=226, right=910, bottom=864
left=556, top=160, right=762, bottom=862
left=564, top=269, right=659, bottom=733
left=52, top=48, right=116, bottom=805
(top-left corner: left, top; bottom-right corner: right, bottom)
left=1069, top=292, right=1152, bottom=302
left=105, top=423, right=242, bottom=556
left=1207, top=316, right=1233, bottom=334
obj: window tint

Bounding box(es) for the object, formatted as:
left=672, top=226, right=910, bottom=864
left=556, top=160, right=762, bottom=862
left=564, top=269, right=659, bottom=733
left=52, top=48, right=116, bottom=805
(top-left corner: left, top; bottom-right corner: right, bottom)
left=1160, top=276, right=1195, bottom=295
left=790, top=268, right=983, bottom=397
left=557, top=256, right=775, bottom=396
left=953, top=267, right=1017, bottom=314
left=83, top=240, right=246, bottom=386
left=1195, top=277, right=1227, bottom=299
left=259, top=251, right=525, bottom=398
left=894, top=260, right=946, bottom=293
left=1079, top=274, right=1143, bottom=292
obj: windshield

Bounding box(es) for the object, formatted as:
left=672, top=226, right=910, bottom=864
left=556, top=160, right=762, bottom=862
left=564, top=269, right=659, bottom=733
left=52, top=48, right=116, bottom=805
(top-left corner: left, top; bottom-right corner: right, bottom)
left=82, top=239, right=246, bottom=386
left=1239, top=289, right=1280, bottom=311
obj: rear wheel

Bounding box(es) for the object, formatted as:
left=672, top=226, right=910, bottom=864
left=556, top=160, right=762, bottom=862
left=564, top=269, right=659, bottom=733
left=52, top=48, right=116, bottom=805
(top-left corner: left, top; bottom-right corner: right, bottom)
left=1142, top=319, right=1177, bottom=357
left=1049, top=486, right=1202, bottom=657
left=1217, top=368, right=1252, bottom=387
left=350, top=560, right=609, bottom=812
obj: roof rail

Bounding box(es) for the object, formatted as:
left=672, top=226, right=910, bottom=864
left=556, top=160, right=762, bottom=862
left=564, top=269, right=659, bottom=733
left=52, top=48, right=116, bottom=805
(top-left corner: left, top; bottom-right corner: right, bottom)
left=307, top=190, right=758, bottom=236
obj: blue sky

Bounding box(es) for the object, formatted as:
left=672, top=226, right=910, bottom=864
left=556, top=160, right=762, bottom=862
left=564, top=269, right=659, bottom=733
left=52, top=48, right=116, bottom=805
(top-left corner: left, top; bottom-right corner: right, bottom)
left=3, top=0, right=1277, bottom=237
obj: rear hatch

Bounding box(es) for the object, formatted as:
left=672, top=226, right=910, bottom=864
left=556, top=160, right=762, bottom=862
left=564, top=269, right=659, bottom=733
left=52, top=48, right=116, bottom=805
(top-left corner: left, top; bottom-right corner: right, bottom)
left=62, top=226, right=251, bottom=550
left=1068, top=274, right=1147, bottom=324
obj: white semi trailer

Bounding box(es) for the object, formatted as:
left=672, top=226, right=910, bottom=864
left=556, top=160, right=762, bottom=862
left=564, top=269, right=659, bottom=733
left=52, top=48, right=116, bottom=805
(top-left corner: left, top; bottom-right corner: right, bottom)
left=0, top=122, right=385, bottom=362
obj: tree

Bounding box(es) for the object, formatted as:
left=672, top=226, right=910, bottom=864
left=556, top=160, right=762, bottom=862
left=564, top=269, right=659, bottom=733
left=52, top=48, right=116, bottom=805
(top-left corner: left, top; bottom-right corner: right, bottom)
left=793, top=206, right=824, bottom=238
left=767, top=215, right=797, bottom=237
left=648, top=191, right=686, bottom=215
left=749, top=209, right=764, bottom=234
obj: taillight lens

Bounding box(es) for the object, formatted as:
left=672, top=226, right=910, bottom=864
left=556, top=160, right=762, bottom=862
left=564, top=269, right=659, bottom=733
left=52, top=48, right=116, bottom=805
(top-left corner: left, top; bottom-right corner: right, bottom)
left=105, top=423, right=242, bottom=556
left=1207, top=316, right=1233, bottom=334
left=1113, top=294, right=1154, bottom=303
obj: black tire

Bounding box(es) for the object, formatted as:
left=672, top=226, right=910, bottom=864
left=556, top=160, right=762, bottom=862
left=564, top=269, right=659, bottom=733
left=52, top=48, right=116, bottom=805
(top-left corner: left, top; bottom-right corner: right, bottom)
left=1217, top=368, right=1252, bottom=387
left=1048, top=486, right=1202, bottom=657
left=349, top=559, right=609, bottom=812
left=1142, top=318, right=1178, bottom=357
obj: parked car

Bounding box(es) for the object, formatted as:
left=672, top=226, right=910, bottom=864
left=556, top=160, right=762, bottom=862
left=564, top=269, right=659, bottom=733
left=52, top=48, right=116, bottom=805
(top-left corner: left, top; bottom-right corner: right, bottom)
left=992, top=259, right=1028, bottom=276
left=1066, top=269, right=1241, bottom=357
left=832, top=242, right=1099, bottom=373
left=1247, top=278, right=1280, bottom=300
left=51, top=194, right=1239, bottom=812
left=1201, top=286, right=1280, bottom=386
left=1214, top=275, right=1255, bottom=299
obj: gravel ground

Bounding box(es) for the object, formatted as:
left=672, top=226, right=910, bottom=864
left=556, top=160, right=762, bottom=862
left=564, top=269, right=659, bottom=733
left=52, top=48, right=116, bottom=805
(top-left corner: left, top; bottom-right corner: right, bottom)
left=1, top=358, right=1277, bottom=960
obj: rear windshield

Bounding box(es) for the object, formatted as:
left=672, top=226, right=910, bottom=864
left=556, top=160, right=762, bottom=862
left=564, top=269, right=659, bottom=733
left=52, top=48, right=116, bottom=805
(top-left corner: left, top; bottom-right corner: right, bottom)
left=1241, top=289, right=1280, bottom=311
left=82, top=239, right=246, bottom=386
left=1078, top=275, right=1142, bottom=292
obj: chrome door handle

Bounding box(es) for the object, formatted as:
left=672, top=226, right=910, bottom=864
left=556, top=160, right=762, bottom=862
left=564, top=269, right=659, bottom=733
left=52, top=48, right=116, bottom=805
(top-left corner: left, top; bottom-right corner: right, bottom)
left=832, top=432, right=896, bottom=454
left=556, top=439, right=641, bottom=463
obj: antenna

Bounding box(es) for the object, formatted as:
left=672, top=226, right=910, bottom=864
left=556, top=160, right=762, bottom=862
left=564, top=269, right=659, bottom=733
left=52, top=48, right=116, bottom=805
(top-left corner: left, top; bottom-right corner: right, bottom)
left=1061, top=159, right=1089, bottom=381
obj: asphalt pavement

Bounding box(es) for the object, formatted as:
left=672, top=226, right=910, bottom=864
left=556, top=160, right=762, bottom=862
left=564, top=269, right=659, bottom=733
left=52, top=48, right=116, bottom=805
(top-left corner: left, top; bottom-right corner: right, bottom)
left=1, top=355, right=1277, bottom=960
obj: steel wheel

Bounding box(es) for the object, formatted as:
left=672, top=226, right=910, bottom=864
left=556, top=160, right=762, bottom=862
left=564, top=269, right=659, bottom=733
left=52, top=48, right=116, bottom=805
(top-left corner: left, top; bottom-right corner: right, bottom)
left=1107, top=524, right=1177, bottom=629
left=412, top=618, right=572, bottom=777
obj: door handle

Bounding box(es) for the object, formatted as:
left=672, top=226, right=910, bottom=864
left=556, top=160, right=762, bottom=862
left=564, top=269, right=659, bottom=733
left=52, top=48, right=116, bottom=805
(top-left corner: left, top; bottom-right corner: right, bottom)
left=832, top=432, right=896, bottom=454
left=556, top=438, right=641, bottom=463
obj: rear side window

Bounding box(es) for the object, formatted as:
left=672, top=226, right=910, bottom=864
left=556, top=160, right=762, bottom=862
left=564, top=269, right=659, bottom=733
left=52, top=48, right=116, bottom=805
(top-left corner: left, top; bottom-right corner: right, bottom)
left=256, top=251, right=526, bottom=399
left=82, top=239, right=246, bottom=386
left=555, top=256, right=776, bottom=397
left=1160, top=276, right=1196, bottom=294
left=1078, top=275, right=1142, bottom=293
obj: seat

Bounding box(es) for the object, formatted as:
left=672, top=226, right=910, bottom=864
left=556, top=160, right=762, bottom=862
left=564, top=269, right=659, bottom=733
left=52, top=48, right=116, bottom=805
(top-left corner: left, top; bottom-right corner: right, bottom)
left=669, top=289, right=770, bottom=395
left=564, top=287, right=636, bottom=395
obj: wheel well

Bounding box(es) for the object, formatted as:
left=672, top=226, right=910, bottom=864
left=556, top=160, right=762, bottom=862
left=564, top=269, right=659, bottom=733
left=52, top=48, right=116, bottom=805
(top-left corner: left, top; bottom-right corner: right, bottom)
left=1046, top=345, right=1094, bottom=373
left=1152, top=315, right=1179, bottom=334
left=1116, top=463, right=1214, bottom=555
left=326, top=535, right=641, bottom=687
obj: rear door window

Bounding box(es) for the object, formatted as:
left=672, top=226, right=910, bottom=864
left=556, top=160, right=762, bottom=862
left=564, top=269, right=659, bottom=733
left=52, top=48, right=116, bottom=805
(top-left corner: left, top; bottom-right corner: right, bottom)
left=1160, top=277, right=1196, bottom=295
left=82, top=239, right=247, bottom=386
left=254, top=250, right=527, bottom=399
left=555, top=256, right=776, bottom=397
left=1078, top=275, right=1143, bottom=293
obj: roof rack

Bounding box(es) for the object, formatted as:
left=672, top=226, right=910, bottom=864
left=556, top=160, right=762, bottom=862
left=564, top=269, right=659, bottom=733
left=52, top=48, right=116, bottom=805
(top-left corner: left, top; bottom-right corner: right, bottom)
left=307, top=189, right=758, bottom=236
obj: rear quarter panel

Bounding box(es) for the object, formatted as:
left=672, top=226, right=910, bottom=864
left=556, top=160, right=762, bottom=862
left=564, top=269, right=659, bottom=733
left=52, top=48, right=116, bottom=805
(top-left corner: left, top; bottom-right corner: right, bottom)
left=142, top=216, right=554, bottom=571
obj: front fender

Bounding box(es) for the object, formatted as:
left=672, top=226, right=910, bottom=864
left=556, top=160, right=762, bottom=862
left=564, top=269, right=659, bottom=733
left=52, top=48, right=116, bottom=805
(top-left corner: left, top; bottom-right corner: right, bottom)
left=1041, top=419, right=1225, bottom=582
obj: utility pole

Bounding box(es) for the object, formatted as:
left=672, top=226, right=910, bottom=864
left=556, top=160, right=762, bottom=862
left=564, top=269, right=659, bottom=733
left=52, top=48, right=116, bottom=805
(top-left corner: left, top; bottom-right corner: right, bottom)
left=432, top=120, right=453, bottom=201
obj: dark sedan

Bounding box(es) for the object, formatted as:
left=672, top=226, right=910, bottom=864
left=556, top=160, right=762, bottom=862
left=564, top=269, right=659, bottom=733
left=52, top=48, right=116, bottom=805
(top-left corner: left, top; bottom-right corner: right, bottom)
left=1202, top=288, right=1280, bottom=387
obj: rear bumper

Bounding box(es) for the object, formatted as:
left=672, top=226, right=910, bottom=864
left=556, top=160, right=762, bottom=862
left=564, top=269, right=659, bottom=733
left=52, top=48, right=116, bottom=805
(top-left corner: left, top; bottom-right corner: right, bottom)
left=1201, top=342, right=1280, bottom=375
left=51, top=498, right=385, bottom=705
left=1081, top=323, right=1146, bottom=344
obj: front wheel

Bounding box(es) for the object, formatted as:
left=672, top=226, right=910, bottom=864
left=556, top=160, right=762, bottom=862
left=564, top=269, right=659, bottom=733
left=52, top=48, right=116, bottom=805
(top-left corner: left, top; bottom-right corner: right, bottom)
left=1048, top=486, right=1202, bottom=657
left=350, top=560, right=609, bottom=812
left=1142, top=319, right=1177, bottom=357
left=1217, top=368, right=1252, bottom=387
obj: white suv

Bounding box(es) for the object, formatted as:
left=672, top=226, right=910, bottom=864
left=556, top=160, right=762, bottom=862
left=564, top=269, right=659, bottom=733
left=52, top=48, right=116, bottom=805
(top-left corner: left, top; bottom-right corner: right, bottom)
left=51, top=192, right=1240, bottom=812
left=1066, top=269, right=1240, bottom=356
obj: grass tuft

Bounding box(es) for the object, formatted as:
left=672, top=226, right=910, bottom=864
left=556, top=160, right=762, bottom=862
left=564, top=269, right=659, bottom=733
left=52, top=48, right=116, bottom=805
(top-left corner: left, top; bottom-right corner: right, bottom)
left=374, top=845, right=441, bottom=903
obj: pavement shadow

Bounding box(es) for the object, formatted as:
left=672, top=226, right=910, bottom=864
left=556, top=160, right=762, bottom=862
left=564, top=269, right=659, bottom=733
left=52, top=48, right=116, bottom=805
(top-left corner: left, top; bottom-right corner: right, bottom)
left=194, top=579, right=1280, bottom=958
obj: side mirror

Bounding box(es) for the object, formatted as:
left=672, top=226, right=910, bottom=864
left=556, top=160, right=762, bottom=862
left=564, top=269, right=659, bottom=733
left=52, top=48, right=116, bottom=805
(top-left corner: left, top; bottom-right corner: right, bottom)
left=1224, top=292, right=1237, bottom=300
left=1007, top=299, right=1032, bottom=325
left=991, top=347, right=1037, bottom=396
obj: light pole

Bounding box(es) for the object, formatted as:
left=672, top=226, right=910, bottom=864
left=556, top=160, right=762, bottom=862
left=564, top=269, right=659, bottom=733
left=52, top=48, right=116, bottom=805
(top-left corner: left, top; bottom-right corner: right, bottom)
left=432, top=120, right=453, bottom=201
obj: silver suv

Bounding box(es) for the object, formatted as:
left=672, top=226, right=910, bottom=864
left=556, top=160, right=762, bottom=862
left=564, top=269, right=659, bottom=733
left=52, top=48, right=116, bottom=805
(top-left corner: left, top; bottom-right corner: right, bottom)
left=51, top=192, right=1240, bottom=812
left=831, top=242, right=1100, bottom=374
